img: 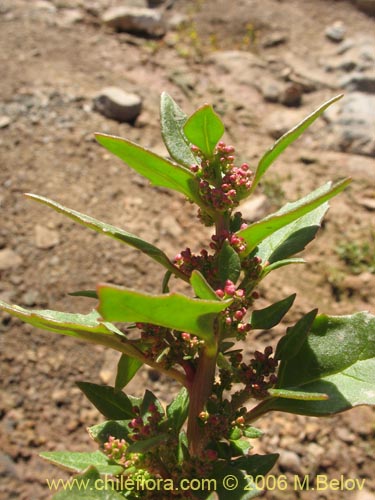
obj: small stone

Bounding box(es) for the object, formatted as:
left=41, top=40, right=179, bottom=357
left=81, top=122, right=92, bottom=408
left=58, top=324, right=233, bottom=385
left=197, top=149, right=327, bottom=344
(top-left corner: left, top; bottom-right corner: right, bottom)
left=239, top=195, right=269, bottom=222
left=58, top=9, right=84, bottom=26
left=21, top=290, right=40, bottom=307
left=35, top=225, right=60, bottom=249
left=52, top=389, right=68, bottom=404
left=278, top=450, right=302, bottom=474
left=339, top=72, right=375, bottom=93
left=325, top=21, right=346, bottom=42
left=102, top=7, right=166, bottom=38
left=259, top=78, right=283, bottom=103
left=0, top=116, right=11, bottom=129
left=335, top=426, right=356, bottom=443
left=93, top=87, right=142, bottom=123
left=99, top=369, right=113, bottom=384
left=262, top=31, right=288, bottom=48
left=279, top=83, right=303, bottom=107
left=0, top=249, right=23, bottom=270
left=359, top=198, right=375, bottom=210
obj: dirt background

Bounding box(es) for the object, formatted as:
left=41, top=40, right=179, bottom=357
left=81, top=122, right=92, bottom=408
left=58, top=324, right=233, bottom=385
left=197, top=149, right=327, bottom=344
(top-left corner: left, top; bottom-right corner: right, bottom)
left=0, top=0, right=374, bottom=499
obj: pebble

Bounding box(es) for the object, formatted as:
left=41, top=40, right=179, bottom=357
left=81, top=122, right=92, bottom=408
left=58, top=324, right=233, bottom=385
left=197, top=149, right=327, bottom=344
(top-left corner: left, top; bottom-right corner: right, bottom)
left=278, top=450, right=303, bottom=474
left=35, top=225, right=60, bottom=249
left=93, top=87, right=142, bottom=123
left=239, top=195, right=269, bottom=222
left=259, top=78, right=283, bottom=103
left=0, top=249, right=23, bottom=271
left=339, top=72, right=375, bottom=93
left=21, top=290, right=40, bottom=307
left=325, top=21, right=346, bottom=42
left=359, top=198, right=375, bottom=211
left=262, top=31, right=288, bottom=48
left=102, top=6, right=166, bottom=38
left=354, top=489, right=375, bottom=500
left=279, top=83, right=303, bottom=107
left=0, top=116, right=11, bottom=129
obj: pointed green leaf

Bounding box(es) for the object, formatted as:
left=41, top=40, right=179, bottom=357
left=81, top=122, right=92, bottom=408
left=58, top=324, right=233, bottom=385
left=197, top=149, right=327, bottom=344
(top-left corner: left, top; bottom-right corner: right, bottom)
left=238, top=179, right=351, bottom=256
left=267, top=312, right=375, bottom=416
left=88, top=420, right=131, bottom=446
left=217, top=241, right=242, bottom=284
left=251, top=294, right=296, bottom=330
left=276, top=309, right=318, bottom=364
left=210, top=462, right=263, bottom=499
left=40, top=450, right=122, bottom=476
left=127, top=433, right=170, bottom=454
left=95, top=134, right=202, bottom=204
left=257, top=200, right=329, bottom=266
left=230, top=438, right=252, bottom=456
left=268, top=388, right=328, bottom=401
left=115, top=354, right=143, bottom=392
left=97, top=285, right=231, bottom=342
left=183, top=104, right=225, bottom=157
left=51, top=466, right=124, bottom=500
left=0, top=301, right=118, bottom=341
left=160, top=92, right=197, bottom=167
left=261, top=258, right=305, bottom=277
left=25, top=194, right=182, bottom=277
left=243, top=427, right=263, bottom=439
left=251, top=94, right=343, bottom=192
left=140, top=389, right=164, bottom=417
left=232, top=453, right=279, bottom=476
left=166, top=387, right=189, bottom=432
left=190, top=270, right=219, bottom=300
left=76, top=382, right=134, bottom=419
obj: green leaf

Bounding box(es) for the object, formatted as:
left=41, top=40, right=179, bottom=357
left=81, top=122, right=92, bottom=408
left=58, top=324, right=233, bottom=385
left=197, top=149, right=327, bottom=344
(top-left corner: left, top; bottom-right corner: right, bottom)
left=51, top=466, right=124, bottom=500
left=250, top=94, right=343, bottom=192
left=115, top=354, right=143, bottom=392
left=276, top=309, right=318, bottom=364
left=251, top=294, right=296, bottom=330
left=231, top=453, right=279, bottom=476
left=210, top=462, right=263, bottom=499
left=76, top=382, right=134, bottom=420
left=243, top=427, right=263, bottom=439
left=127, top=433, right=170, bottom=454
left=160, top=92, right=197, bottom=168
left=140, top=389, right=164, bottom=417
left=97, top=285, right=231, bottom=343
left=25, top=194, right=181, bottom=277
left=183, top=104, right=225, bottom=157
left=166, top=387, right=189, bottom=432
left=268, top=388, right=328, bottom=401
left=95, top=134, right=202, bottom=204
left=261, top=258, right=305, bottom=277
left=257, top=202, right=329, bottom=266
left=190, top=270, right=219, bottom=300
left=217, top=241, right=242, bottom=284
left=0, top=301, right=118, bottom=341
left=238, top=179, right=351, bottom=257
left=88, top=420, right=131, bottom=446
left=230, top=438, right=252, bottom=456
left=40, top=450, right=122, bottom=476
left=266, top=312, right=375, bottom=416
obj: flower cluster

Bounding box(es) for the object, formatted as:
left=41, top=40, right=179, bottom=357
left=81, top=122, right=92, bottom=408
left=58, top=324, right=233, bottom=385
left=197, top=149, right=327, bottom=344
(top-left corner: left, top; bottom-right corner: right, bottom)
left=235, top=346, right=278, bottom=399
left=174, top=247, right=216, bottom=281
left=128, top=403, right=164, bottom=442
left=216, top=280, right=252, bottom=340
left=103, top=436, right=127, bottom=464
left=210, top=230, right=247, bottom=254
left=191, top=141, right=253, bottom=213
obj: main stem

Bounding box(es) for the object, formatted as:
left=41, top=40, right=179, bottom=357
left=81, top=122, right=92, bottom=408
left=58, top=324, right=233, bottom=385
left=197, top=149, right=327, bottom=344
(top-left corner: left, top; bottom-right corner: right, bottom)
left=186, top=209, right=230, bottom=456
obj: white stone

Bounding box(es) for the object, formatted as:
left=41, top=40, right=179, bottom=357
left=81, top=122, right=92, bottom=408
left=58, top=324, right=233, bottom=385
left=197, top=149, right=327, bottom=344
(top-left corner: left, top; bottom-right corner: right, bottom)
left=35, top=225, right=60, bottom=249
left=102, top=6, right=166, bottom=38
left=0, top=249, right=23, bottom=270
left=93, top=87, right=142, bottom=123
